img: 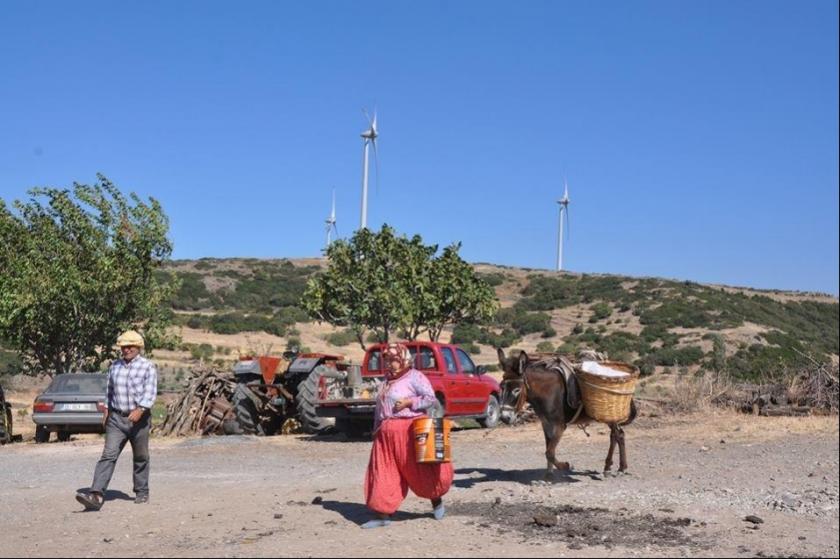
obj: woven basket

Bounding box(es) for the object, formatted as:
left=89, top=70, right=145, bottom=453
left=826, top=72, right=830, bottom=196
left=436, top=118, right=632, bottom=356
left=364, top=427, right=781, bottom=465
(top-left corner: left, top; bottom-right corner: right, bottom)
left=576, top=361, right=639, bottom=423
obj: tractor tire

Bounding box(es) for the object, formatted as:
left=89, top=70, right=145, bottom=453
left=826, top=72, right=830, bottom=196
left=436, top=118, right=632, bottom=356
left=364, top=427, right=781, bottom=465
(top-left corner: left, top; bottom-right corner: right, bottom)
left=35, top=425, right=51, bottom=443
left=231, top=383, right=265, bottom=436
left=295, top=368, right=335, bottom=435
left=478, top=395, right=501, bottom=429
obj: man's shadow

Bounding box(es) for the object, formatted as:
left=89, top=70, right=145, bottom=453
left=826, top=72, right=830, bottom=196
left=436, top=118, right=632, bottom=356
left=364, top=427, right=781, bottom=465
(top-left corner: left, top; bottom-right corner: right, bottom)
left=319, top=500, right=428, bottom=526
left=454, top=467, right=601, bottom=488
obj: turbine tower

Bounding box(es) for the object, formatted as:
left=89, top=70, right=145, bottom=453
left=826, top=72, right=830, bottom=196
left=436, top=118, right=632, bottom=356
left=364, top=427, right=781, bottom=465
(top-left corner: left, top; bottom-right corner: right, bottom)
left=556, top=180, right=571, bottom=271
left=325, top=188, right=338, bottom=248
left=359, top=109, right=379, bottom=230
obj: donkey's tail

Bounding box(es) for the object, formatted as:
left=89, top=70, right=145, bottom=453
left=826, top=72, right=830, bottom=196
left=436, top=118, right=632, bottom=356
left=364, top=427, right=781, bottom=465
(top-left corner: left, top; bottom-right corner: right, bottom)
left=619, top=399, right=638, bottom=427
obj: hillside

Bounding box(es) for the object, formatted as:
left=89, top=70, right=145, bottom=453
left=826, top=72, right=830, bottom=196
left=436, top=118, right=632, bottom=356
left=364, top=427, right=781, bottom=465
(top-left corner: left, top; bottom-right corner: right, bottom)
left=146, top=258, right=839, bottom=384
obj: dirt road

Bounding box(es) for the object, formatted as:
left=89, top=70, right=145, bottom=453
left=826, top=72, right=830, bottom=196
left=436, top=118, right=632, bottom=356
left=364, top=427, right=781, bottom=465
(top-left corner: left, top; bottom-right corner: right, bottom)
left=1, top=411, right=837, bottom=557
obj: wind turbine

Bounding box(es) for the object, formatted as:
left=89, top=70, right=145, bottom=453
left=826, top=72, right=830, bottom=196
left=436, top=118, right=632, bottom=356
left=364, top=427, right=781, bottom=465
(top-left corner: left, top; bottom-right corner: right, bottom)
left=325, top=188, right=338, bottom=248
left=359, top=108, right=379, bottom=230
left=556, top=179, right=571, bottom=271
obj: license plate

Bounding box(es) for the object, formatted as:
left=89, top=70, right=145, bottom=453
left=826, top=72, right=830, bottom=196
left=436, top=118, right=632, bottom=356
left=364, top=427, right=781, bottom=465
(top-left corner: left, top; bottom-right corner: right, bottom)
left=58, top=403, right=96, bottom=412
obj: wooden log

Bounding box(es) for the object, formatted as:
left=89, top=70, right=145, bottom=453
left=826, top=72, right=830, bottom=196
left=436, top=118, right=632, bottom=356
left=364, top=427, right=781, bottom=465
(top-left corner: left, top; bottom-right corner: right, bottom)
left=760, top=406, right=813, bottom=417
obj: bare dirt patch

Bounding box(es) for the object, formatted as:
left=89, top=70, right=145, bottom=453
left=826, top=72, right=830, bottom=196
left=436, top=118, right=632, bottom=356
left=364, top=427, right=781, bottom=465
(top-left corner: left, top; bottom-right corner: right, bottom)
left=452, top=501, right=702, bottom=551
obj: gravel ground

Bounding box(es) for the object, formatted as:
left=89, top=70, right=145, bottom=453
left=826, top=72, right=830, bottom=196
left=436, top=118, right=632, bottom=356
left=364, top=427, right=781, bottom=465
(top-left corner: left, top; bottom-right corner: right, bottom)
left=0, top=410, right=837, bottom=557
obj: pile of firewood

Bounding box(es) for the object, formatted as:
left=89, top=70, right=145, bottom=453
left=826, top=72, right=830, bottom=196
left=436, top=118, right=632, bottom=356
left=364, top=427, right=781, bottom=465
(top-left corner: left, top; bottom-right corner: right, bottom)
left=714, top=361, right=839, bottom=417
left=787, top=361, right=839, bottom=414
left=156, top=366, right=237, bottom=436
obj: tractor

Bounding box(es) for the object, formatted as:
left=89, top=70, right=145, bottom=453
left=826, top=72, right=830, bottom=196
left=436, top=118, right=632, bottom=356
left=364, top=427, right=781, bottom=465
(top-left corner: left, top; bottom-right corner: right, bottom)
left=229, top=351, right=351, bottom=435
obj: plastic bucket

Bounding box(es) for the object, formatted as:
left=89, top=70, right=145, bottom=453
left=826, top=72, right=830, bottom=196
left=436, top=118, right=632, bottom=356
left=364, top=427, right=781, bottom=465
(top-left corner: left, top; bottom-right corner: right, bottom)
left=413, top=416, right=452, bottom=463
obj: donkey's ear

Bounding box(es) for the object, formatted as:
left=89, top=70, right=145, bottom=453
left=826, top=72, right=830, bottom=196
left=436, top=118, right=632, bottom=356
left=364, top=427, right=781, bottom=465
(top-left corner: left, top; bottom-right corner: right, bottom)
left=496, top=347, right=506, bottom=365
left=518, top=350, right=528, bottom=375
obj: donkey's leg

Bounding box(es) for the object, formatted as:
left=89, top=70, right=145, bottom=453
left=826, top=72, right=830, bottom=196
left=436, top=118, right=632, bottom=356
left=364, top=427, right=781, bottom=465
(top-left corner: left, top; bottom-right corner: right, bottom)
left=540, top=419, right=556, bottom=479
left=616, top=426, right=629, bottom=473
left=546, top=418, right=570, bottom=473
left=604, top=424, right=618, bottom=474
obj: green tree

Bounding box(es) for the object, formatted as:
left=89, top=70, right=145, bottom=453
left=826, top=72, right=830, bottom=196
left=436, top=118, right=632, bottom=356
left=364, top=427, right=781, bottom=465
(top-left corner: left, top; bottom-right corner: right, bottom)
left=302, top=226, right=412, bottom=347
left=413, top=243, right=497, bottom=342
left=302, top=225, right=497, bottom=347
left=0, top=175, right=178, bottom=375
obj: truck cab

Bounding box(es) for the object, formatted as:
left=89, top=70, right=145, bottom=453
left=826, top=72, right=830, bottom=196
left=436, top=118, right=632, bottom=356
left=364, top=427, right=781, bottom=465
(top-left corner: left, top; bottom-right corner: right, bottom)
left=363, top=342, right=499, bottom=418
left=316, top=341, right=501, bottom=435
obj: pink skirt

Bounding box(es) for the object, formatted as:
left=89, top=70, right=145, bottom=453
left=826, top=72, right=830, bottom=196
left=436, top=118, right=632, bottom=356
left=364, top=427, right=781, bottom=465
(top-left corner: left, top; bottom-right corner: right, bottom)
left=364, top=418, right=454, bottom=515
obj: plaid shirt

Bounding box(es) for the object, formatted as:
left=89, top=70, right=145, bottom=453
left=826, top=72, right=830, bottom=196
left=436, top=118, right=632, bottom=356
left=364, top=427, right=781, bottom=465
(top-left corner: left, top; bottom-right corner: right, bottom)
left=107, top=355, right=158, bottom=413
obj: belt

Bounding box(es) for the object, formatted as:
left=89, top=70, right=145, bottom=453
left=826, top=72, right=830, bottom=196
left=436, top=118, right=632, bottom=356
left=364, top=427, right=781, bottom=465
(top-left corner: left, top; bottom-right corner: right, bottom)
left=109, top=408, right=132, bottom=417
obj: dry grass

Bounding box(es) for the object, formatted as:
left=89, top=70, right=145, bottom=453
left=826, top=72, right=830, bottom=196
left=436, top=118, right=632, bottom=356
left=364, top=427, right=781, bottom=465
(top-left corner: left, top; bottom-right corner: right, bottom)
left=661, top=371, right=735, bottom=413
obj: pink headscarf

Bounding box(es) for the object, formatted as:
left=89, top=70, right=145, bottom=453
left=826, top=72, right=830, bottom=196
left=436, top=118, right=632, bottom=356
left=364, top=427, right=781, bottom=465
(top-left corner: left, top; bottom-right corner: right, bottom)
left=382, top=343, right=412, bottom=380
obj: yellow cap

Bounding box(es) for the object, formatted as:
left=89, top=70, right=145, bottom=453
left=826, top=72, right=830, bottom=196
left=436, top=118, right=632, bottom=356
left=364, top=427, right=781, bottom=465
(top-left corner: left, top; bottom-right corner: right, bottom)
left=116, top=330, right=145, bottom=348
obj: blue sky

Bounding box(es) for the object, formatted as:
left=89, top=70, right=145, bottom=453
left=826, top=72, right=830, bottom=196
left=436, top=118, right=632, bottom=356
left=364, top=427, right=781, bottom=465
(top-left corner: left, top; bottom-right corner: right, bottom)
left=1, top=1, right=838, bottom=295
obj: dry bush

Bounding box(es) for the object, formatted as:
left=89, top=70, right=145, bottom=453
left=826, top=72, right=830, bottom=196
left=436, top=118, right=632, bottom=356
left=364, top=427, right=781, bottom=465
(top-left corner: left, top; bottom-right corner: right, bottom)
left=663, top=370, right=734, bottom=413
left=680, top=361, right=840, bottom=417
left=785, top=363, right=839, bottom=414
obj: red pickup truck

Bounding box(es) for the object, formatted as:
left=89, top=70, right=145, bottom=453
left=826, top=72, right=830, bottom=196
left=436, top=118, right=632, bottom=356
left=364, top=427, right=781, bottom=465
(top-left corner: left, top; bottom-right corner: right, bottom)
left=315, top=341, right=501, bottom=437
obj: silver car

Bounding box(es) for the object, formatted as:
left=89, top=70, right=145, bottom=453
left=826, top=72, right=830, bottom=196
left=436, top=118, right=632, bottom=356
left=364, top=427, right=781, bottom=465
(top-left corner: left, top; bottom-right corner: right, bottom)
left=32, top=373, right=107, bottom=443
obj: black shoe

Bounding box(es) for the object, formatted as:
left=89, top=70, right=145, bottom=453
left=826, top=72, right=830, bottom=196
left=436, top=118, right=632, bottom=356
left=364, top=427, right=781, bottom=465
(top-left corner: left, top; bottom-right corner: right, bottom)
left=135, top=494, right=149, bottom=504
left=76, top=491, right=103, bottom=511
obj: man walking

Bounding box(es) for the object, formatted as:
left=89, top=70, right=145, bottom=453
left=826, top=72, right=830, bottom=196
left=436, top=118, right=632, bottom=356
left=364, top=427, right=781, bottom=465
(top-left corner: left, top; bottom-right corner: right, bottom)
left=76, top=330, right=157, bottom=511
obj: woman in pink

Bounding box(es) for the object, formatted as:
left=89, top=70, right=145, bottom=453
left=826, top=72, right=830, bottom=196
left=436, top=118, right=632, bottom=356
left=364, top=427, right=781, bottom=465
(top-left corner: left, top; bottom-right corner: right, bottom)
left=361, top=343, right=454, bottom=529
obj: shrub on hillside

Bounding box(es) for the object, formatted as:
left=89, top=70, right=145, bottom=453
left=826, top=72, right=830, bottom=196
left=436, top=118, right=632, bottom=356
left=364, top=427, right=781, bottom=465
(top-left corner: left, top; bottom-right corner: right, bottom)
left=452, top=323, right=483, bottom=345
left=326, top=329, right=357, bottom=347
left=590, top=302, right=612, bottom=321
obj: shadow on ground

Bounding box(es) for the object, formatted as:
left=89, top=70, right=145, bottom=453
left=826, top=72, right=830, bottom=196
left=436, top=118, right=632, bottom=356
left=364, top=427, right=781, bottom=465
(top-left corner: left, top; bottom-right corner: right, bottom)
left=319, top=500, right=430, bottom=526
left=454, top=467, right=605, bottom=488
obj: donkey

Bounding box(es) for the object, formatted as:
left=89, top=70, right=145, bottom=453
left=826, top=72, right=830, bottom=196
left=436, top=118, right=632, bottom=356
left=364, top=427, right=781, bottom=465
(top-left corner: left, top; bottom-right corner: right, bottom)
left=497, top=348, right=637, bottom=479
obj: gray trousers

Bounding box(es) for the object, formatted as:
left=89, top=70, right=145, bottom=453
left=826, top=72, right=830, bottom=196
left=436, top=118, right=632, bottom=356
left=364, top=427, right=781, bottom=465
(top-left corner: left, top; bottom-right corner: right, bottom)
left=91, top=411, right=150, bottom=496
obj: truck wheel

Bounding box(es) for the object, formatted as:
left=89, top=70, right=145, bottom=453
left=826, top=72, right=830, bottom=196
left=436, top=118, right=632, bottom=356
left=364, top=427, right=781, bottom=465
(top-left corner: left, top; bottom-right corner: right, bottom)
left=35, top=425, right=51, bottom=443
left=478, top=395, right=501, bottom=429
left=232, top=383, right=265, bottom=436
left=432, top=394, right=445, bottom=418
left=295, top=368, right=335, bottom=435
left=57, top=430, right=71, bottom=442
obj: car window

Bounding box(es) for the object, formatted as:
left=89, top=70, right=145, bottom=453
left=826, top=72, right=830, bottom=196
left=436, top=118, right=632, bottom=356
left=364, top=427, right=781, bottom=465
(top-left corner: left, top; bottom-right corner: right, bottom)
left=367, top=350, right=382, bottom=373
left=48, top=375, right=108, bottom=394
left=440, top=348, right=457, bottom=375
left=456, top=349, right=476, bottom=374
left=410, top=346, right=436, bottom=370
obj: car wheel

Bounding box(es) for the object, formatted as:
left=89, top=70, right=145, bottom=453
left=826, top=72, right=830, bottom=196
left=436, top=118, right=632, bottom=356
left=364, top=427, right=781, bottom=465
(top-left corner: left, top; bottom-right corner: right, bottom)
left=57, top=430, right=71, bottom=442
left=35, top=425, right=51, bottom=443
left=478, top=395, right=500, bottom=429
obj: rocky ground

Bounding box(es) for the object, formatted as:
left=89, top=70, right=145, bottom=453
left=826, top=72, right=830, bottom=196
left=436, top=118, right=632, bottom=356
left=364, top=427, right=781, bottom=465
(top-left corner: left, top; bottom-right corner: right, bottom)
left=0, top=410, right=837, bottom=557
